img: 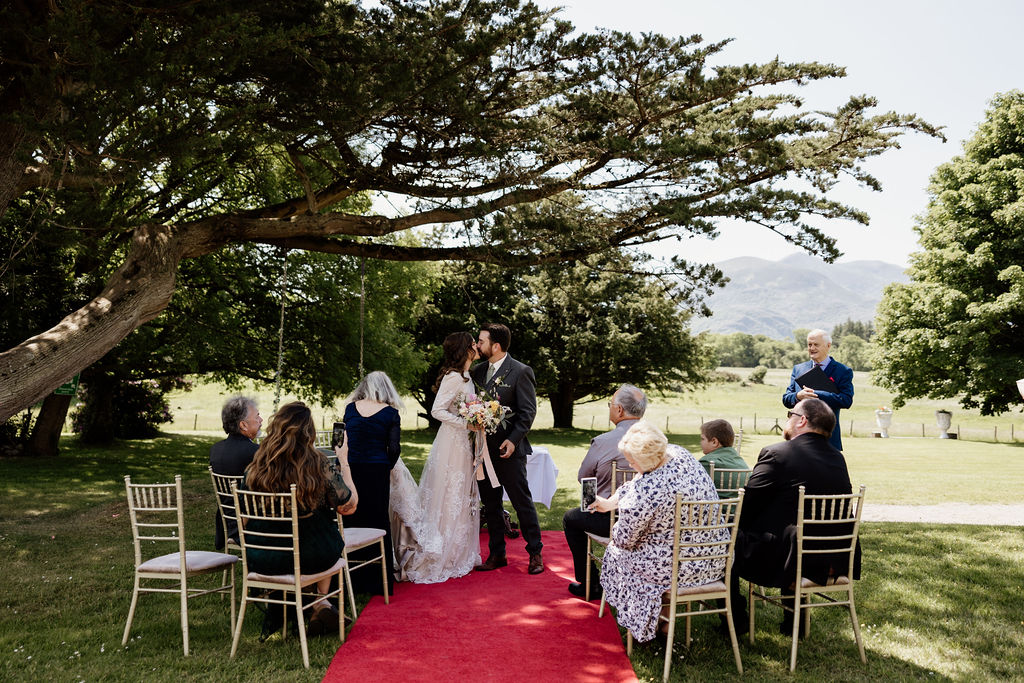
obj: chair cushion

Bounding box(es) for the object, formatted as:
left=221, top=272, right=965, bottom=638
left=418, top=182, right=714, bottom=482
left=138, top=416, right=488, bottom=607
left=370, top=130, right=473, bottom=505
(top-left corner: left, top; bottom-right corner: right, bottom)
left=344, top=527, right=387, bottom=548
left=584, top=533, right=610, bottom=545
left=248, top=556, right=347, bottom=587
left=801, top=575, right=850, bottom=588
left=138, top=551, right=239, bottom=573
left=675, top=580, right=727, bottom=596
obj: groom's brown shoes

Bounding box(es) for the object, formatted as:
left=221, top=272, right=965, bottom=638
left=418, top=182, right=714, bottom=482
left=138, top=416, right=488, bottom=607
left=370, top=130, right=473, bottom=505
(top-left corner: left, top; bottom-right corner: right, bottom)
left=528, top=552, right=544, bottom=575
left=474, top=555, right=508, bottom=571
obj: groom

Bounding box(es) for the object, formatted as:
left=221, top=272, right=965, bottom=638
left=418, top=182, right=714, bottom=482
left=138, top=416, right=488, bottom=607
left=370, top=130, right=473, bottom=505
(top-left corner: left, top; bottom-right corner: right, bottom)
left=472, top=322, right=544, bottom=574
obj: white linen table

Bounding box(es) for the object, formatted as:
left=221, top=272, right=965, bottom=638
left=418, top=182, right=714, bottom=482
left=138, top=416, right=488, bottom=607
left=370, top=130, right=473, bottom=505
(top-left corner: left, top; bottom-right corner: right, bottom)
left=503, top=446, right=559, bottom=509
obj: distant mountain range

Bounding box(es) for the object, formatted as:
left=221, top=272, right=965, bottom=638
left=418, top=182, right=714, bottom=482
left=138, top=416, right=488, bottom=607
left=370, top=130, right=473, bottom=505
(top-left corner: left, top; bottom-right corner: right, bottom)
left=690, top=254, right=910, bottom=339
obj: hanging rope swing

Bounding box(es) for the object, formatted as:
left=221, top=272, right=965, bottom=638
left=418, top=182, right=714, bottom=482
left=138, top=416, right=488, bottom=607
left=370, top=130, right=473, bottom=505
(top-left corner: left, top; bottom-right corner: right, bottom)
left=271, top=250, right=368, bottom=414
left=272, top=248, right=291, bottom=414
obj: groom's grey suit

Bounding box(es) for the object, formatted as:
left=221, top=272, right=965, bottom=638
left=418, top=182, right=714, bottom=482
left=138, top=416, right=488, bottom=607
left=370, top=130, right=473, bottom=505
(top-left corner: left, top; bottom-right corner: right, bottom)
left=471, top=354, right=543, bottom=558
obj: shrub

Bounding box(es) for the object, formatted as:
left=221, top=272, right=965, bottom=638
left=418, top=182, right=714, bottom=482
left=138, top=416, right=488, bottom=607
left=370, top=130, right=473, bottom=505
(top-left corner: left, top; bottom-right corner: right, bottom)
left=748, top=365, right=768, bottom=384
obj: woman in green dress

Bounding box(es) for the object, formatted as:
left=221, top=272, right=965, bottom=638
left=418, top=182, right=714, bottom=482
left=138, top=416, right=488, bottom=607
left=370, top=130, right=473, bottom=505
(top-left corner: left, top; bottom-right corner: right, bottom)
left=244, top=401, right=358, bottom=635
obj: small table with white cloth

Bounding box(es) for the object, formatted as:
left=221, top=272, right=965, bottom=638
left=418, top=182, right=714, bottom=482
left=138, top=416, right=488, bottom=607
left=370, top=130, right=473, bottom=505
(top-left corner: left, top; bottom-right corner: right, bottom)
left=503, top=446, right=559, bottom=509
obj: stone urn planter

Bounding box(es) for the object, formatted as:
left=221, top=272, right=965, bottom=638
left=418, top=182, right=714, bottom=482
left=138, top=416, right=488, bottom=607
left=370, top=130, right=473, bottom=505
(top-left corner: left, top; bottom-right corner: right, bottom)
left=874, top=409, right=893, bottom=438
left=935, top=409, right=952, bottom=439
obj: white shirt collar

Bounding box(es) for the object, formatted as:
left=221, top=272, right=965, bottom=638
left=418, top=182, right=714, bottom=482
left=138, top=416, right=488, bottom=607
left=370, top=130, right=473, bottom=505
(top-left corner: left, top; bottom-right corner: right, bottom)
left=489, top=354, right=508, bottom=374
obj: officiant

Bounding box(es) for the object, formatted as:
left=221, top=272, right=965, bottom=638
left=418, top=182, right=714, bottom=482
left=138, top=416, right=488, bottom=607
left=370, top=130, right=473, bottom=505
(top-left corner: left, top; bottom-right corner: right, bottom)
left=782, top=329, right=854, bottom=450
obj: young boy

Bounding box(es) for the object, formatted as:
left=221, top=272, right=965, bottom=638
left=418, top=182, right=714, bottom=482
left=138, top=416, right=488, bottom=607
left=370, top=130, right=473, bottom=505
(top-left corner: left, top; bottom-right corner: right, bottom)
left=698, top=419, right=749, bottom=497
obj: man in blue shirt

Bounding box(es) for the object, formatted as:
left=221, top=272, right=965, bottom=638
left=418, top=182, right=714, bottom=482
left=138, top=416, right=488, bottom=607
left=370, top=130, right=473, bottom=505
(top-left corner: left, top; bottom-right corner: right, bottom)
left=783, top=329, right=854, bottom=451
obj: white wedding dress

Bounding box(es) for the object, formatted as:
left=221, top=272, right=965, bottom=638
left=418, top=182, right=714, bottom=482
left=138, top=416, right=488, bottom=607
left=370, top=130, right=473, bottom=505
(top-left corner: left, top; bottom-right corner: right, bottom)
left=390, top=371, right=481, bottom=583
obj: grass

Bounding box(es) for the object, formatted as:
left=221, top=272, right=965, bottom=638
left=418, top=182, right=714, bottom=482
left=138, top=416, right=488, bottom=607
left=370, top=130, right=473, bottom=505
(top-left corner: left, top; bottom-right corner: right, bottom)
left=159, top=368, right=1024, bottom=443
left=2, top=427, right=1024, bottom=681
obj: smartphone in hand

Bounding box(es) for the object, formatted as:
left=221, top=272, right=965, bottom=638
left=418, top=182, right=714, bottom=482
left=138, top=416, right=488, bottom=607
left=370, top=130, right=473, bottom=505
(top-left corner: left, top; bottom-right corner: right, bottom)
left=331, top=421, right=345, bottom=449
left=581, top=477, right=597, bottom=511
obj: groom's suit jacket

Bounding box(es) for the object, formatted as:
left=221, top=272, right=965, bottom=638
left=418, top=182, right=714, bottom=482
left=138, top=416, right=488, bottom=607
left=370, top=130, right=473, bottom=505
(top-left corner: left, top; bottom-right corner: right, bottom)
left=471, top=354, right=537, bottom=459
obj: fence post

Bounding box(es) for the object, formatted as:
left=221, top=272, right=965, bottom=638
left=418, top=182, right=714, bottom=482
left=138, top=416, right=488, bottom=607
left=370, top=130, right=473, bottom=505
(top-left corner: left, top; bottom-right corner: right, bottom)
left=590, top=416, right=595, bottom=430
left=849, top=419, right=853, bottom=436
left=739, top=417, right=743, bottom=430
left=957, top=425, right=961, bottom=439
left=754, top=413, right=757, bottom=432
left=995, top=425, right=998, bottom=442
left=665, top=416, right=670, bottom=433
left=193, top=414, right=197, bottom=430
left=921, top=423, right=925, bottom=437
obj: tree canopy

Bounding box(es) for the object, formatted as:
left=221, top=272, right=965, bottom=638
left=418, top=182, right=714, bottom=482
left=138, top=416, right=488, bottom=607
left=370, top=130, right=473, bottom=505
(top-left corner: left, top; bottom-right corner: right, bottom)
left=0, top=0, right=940, bottom=421
left=873, top=91, right=1024, bottom=414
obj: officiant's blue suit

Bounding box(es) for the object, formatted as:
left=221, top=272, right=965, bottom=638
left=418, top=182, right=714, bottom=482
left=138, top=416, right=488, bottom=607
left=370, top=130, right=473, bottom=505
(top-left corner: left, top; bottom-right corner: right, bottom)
left=783, top=357, right=854, bottom=451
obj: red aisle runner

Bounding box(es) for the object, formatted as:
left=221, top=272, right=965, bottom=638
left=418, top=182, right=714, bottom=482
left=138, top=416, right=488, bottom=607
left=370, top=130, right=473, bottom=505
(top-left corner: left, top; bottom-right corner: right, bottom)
left=322, top=530, right=637, bottom=683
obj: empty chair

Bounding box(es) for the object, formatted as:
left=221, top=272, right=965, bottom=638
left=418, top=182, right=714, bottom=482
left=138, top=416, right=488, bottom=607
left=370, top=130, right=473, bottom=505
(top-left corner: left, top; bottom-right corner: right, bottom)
left=121, top=475, right=239, bottom=656
left=626, top=492, right=746, bottom=679
left=337, top=513, right=390, bottom=621
left=584, top=461, right=637, bottom=616
left=231, top=484, right=347, bottom=669
left=748, top=484, right=867, bottom=671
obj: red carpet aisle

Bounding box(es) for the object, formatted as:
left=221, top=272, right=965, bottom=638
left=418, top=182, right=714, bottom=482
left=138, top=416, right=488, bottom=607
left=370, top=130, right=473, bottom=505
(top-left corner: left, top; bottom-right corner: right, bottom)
left=322, top=530, right=637, bottom=683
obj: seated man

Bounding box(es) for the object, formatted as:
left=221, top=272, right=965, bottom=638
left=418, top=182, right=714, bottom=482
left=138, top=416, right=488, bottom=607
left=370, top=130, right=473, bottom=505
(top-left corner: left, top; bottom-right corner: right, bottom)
left=562, top=383, right=646, bottom=600
left=728, top=398, right=860, bottom=634
left=698, top=419, right=749, bottom=497
left=210, top=395, right=261, bottom=550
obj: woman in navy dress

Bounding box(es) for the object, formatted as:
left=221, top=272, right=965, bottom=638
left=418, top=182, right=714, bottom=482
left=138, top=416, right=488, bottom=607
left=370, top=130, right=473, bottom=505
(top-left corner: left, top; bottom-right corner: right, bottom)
left=343, top=371, right=402, bottom=595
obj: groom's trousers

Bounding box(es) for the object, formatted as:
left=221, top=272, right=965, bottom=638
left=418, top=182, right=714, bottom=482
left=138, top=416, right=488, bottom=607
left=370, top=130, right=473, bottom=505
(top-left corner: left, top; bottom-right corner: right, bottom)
left=562, top=508, right=611, bottom=584
left=479, top=453, right=543, bottom=557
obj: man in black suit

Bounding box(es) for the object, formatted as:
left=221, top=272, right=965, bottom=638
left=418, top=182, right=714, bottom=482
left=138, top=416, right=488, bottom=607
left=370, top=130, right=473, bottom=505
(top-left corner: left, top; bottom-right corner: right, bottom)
left=209, top=396, right=262, bottom=549
left=728, top=397, right=860, bottom=634
left=472, top=323, right=544, bottom=574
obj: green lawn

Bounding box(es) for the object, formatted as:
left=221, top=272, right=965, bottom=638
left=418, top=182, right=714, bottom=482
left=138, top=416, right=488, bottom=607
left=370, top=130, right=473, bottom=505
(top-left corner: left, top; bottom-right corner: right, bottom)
left=2, top=430, right=1023, bottom=681
left=160, top=368, right=1024, bottom=443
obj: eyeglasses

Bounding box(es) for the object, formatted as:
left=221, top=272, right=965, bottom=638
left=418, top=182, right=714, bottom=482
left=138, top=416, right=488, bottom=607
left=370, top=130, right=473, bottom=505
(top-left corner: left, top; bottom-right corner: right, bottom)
left=786, top=410, right=806, bottom=420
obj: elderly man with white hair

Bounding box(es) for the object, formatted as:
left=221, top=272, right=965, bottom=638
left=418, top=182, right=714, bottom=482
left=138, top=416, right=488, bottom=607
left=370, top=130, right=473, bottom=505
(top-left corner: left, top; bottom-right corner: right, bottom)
left=783, top=329, right=854, bottom=451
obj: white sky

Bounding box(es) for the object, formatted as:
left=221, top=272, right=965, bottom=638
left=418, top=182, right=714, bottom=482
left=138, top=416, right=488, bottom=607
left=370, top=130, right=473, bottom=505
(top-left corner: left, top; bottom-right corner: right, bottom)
left=539, top=0, right=1024, bottom=267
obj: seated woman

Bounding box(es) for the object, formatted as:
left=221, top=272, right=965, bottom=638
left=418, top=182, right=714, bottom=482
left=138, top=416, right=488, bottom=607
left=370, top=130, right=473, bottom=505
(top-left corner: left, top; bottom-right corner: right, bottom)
left=593, top=421, right=726, bottom=643
left=243, top=401, right=358, bottom=637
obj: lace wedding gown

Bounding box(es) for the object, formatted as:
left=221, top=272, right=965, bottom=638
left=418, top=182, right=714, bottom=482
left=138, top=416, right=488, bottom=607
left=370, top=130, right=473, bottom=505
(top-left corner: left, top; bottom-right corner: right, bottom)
left=390, top=371, right=481, bottom=583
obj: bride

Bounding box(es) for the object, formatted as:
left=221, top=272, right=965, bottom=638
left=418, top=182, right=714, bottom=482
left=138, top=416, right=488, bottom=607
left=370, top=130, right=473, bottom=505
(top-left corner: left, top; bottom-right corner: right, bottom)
left=390, top=331, right=482, bottom=583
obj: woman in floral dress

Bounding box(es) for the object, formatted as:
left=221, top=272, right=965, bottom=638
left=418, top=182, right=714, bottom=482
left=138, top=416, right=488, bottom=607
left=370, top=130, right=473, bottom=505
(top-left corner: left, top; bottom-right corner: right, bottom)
left=594, top=421, right=726, bottom=642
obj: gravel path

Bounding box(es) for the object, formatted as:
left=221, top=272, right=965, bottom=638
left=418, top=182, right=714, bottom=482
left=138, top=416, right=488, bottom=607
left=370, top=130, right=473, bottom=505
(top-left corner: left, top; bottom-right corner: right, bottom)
left=863, top=504, right=1024, bottom=526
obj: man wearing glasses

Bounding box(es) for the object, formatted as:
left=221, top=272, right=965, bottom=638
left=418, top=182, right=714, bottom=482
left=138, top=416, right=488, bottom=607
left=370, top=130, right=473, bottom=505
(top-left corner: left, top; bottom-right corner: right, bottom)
left=562, top=384, right=647, bottom=600
left=726, top=398, right=859, bottom=635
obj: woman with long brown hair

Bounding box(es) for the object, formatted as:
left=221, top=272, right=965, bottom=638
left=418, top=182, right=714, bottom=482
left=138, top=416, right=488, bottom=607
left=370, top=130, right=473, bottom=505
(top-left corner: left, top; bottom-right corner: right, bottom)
left=390, top=331, right=483, bottom=583
left=244, top=401, right=357, bottom=637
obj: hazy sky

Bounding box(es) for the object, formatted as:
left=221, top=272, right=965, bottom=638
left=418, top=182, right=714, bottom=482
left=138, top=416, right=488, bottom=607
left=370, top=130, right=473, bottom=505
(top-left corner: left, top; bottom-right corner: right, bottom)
left=536, top=0, right=1024, bottom=267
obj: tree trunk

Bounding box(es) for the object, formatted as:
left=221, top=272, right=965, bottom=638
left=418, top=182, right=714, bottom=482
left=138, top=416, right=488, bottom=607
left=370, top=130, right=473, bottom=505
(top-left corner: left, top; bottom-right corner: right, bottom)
left=0, top=223, right=184, bottom=422
left=25, top=392, right=72, bottom=456
left=549, top=389, right=575, bottom=429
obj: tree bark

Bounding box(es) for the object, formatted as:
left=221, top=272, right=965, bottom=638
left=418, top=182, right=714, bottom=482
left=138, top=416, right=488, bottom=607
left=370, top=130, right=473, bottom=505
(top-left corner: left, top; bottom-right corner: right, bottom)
left=0, top=223, right=184, bottom=422
left=549, top=389, right=576, bottom=429
left=25, top=392, right=72, bottom=457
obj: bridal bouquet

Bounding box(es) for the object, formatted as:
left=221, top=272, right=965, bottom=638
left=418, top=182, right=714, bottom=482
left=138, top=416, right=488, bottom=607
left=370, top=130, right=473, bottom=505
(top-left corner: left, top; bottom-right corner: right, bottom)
left=456, top=389, right=511, bottom=434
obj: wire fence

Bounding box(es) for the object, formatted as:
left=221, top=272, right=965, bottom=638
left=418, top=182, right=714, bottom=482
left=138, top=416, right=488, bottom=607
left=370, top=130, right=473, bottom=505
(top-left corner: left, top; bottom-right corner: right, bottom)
left=95, top=409, right=1023, bottom=446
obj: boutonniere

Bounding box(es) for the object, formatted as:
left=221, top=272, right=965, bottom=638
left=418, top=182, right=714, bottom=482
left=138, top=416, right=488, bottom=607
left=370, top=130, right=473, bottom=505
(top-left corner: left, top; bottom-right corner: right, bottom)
left=491, top=375, right=507, bottom=389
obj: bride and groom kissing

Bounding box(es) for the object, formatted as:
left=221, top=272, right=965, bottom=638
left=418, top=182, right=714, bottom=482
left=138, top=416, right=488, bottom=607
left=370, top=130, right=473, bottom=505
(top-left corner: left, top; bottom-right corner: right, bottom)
left=390, top=323, right=544, bottom=584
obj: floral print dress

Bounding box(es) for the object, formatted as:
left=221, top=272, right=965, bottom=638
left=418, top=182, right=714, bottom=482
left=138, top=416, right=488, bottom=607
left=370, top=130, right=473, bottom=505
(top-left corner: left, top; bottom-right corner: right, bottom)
left=600, top=446, right=727, bottom=641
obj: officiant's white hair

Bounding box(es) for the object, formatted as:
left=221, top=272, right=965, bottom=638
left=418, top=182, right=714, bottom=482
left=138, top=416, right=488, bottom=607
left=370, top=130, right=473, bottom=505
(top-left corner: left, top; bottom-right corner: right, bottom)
left=349, top=371, right=404, bottom=410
